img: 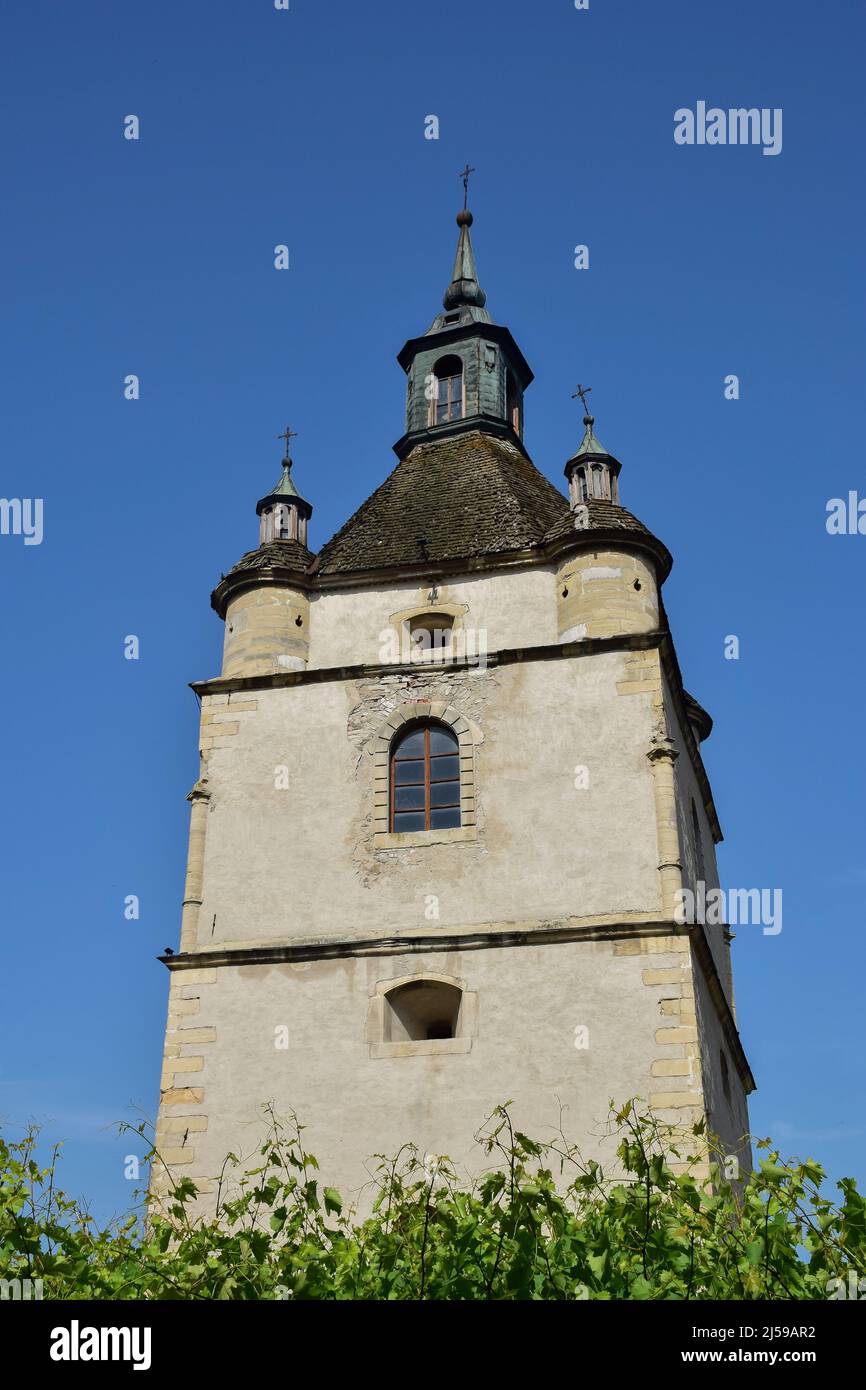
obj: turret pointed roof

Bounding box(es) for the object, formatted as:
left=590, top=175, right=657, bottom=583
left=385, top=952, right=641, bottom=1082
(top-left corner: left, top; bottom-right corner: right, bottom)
left=575, top=416, right=606, bottom=457
left=444, top=210, right=487, bottom=311
left=568, top=413, right=619, bottom=465
left=256, top=457, right=312, bottom=517
left=426, top=209, right=492, bottom=334
left=271, top=461, right=307, bottom=501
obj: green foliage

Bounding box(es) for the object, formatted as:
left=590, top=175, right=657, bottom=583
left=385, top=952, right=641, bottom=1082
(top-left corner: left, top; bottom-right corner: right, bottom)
left=1, top=1101, right=862, bottom=1300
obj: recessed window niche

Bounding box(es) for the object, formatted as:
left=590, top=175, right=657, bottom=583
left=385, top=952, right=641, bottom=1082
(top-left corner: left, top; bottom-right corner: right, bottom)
left=368, top=974, right=477, bottom=1058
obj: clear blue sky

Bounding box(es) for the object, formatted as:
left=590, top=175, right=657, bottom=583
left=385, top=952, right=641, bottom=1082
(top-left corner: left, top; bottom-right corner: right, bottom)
left=1, top=0, right=864, bottom=1225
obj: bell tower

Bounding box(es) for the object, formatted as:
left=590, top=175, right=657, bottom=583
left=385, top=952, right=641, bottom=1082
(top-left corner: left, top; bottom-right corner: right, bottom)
left=395, top=207, right=533, bottom=456
left=152, top=191, right=754, bottom=1214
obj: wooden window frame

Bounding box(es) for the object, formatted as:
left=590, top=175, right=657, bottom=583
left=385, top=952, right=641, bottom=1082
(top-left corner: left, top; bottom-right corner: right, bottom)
left=429, top=357, right=465, bottom=427
left=390, top=722, right=461, bottom=833
left=371, top=701, right=477, bottom=845
left=435, top=372, right=463, bottom=425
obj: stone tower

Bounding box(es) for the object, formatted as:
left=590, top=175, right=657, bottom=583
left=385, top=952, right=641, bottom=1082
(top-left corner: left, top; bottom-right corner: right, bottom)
left=152, top=203, right=754, bottom=1209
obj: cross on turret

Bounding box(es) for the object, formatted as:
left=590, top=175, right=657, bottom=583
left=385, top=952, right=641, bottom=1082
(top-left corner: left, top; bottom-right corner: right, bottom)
left=458, top=163, right=476, bottom=210
left=276, top=426, right=298, bottom=459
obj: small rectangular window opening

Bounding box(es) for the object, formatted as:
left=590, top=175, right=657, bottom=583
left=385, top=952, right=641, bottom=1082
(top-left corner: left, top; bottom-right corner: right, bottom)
left=384, top=981, right=462, bottom=1042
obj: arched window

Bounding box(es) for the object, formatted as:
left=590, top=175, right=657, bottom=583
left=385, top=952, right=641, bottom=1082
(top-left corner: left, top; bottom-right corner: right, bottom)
left=390, top=721, right=461, bottom=832
left=384, top=980, right=462, bottom=1041
left=431, top=355, right=464, bottom=425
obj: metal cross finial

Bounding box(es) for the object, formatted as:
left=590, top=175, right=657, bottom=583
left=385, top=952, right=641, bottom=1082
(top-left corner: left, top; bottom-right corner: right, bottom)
left=458, top=164, right=476, bottom=209
left=572, top=384, right=593, bottom=415
left=277, top=426, right=298, bottom=458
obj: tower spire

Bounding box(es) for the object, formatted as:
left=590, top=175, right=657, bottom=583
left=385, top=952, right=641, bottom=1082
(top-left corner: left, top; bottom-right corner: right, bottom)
left=443, top=166, right=486, bottom=311
left=396, top=180, right=532, bottom=454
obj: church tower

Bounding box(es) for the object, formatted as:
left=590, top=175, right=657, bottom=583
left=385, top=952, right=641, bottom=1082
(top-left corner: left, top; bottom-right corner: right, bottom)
left=152, top=199, right=754, bottom=1207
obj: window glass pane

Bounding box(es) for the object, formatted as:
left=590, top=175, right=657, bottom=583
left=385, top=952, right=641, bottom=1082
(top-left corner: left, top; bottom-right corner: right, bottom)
left=431, top=806, right=461, bottom=829
left=430, top=754, right=459, bottom=781
left=396, top=784, right=425, bottom=811
left=428, top=727, right=457, bottom=755
left=436, top=402, right=448, bottom=423
left=438, top=378, right=448, bottom=401
left=395, top=729, right=425, bottom=757
left=394, top=811, right=425, bottom=832
left=430, top=779, right=459, bottom=808
left=394, top=759, right=424, bottom=785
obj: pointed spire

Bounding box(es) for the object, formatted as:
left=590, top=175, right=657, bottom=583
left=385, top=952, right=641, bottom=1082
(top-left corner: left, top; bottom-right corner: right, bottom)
left=423, top=185, right=493, bottom=333
left=573, top=412, right=609, bottom=460
left=443, top=209, right=487, bottom=311
left=265, top=457, right=310, bottom=508
left=397, top=181, right=532, bottom=453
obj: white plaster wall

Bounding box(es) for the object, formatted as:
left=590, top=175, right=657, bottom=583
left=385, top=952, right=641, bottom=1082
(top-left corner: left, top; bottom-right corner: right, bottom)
left=184, top=940, right=676, bottom=1212
left=307, top=567, right=559, bottom=669
left=196, top=651, right=661, bottom=949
